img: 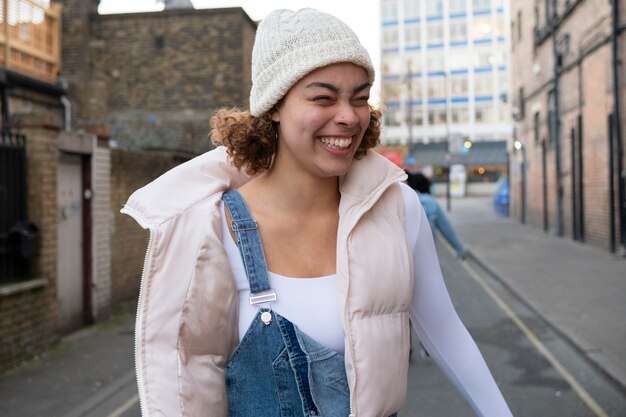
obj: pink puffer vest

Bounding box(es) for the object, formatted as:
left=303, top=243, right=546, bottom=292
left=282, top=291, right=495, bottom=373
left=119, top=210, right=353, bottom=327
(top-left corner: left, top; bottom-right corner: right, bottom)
left=122, top=147, right=413, bottom=417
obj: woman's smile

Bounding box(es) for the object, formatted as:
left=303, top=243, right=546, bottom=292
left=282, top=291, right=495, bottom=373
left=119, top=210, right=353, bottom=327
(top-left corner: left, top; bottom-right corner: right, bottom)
left=318, top=136, right=354, bottom=155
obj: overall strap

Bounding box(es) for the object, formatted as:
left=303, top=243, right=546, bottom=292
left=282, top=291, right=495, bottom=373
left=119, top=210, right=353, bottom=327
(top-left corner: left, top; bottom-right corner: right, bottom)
left=222, top=189, right=276, bottom=305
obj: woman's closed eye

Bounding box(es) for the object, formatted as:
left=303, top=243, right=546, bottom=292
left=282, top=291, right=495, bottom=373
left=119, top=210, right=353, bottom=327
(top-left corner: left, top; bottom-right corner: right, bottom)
left=312, top=95, right=336, bottom=103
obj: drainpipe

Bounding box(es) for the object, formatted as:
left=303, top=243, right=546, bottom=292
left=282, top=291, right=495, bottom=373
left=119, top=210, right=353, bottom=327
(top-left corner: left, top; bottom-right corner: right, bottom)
left=609, top=114, right=616, bottom=252
left=552, top=0, right=564, bottom=236
left=611, top=0, right=625, bottom=253
left=60, top=95, right=72, bottom=132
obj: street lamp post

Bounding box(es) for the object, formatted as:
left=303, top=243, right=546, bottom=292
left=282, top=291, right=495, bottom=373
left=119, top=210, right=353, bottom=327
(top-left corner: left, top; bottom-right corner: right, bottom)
left=407, top=61, right=413, bottom=145
left=444, top=70, right=451, bottom=212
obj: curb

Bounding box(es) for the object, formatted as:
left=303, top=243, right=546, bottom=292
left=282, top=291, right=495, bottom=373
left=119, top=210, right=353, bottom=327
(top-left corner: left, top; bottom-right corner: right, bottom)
left=464, top=247, right=626, bottom=392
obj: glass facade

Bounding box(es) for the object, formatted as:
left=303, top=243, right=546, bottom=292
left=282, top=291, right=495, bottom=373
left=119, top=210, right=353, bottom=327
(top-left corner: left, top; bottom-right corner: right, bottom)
left=380, top=0, right=512, bottom=145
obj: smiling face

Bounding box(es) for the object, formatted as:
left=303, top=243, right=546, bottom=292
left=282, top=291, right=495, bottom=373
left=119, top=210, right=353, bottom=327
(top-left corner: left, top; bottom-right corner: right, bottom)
left=270, top=62, right=372, bottom=179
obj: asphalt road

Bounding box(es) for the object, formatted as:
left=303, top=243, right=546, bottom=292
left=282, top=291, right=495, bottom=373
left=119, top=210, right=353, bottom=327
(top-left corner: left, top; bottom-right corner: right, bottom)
left=401, top=240, right=626, bottom=417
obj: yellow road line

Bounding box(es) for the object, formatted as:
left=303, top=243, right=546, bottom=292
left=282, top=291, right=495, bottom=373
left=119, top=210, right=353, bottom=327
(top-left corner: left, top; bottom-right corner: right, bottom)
left=456, top=254, right=609, bottom=417
left=107, top=394, right=139, bottom=417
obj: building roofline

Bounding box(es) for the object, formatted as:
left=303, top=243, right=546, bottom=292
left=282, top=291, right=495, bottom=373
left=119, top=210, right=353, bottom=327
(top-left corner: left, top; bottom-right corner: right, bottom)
left=95, top=7, right=257, bottom=28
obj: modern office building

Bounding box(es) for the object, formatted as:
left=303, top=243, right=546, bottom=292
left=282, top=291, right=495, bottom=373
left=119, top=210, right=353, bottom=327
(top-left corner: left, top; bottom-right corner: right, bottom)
left=380, top=0, right=512, bottom=147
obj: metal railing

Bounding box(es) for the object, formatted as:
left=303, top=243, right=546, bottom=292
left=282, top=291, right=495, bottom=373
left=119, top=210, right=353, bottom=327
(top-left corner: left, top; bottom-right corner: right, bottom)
left=0, top=131, right=28, bottom=281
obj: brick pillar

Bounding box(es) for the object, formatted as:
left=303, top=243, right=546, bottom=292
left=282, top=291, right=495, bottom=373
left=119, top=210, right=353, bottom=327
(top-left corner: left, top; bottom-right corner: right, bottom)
left=0, top=113, right=62, bottom=371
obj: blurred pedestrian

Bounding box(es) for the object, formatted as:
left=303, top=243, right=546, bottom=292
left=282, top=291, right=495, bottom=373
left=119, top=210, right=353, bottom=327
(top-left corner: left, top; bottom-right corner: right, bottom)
left=122, top=8, right=511, bottom=417
left=407, top=171, right=467, bottom=259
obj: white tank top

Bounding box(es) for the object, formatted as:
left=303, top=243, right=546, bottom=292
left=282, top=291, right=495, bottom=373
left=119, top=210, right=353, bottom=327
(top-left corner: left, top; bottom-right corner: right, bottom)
left=220, top=203, right=345, bottom=353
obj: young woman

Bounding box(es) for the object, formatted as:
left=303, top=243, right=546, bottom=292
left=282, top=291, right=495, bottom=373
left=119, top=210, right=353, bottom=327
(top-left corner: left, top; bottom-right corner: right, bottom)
left=122, top=8, right=513, bottom=417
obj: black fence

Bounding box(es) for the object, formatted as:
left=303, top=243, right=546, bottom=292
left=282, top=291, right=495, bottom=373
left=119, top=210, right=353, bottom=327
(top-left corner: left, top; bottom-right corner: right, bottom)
left=1, top=132, right=33, bottom=282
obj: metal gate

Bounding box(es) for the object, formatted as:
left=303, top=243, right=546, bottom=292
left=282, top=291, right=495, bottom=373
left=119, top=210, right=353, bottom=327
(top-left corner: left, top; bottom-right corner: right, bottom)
left=0, top=132, right=29, bottom=282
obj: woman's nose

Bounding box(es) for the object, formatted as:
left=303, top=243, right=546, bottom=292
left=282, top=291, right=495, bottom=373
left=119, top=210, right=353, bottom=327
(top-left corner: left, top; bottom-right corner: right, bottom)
left=335, top=102, right=359, bottom=126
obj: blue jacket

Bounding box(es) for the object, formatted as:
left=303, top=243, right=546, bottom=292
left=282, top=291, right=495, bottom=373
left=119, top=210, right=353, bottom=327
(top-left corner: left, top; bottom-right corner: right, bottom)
left=417, top=192, right=466, bottom=258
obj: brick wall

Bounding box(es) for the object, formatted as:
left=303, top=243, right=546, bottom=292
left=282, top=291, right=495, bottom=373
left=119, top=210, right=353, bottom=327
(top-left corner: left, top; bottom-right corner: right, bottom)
left=58, top=0, right=100, bottom=129
left=109, top=150, right=181, bottom=305
left=510, top=0, right=625, bottom=252
left=61, top=7, right=256, bottom=155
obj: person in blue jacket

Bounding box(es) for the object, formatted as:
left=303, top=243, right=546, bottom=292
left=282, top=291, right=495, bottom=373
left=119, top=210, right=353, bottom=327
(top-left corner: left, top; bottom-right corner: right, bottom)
left=406, top=171, right=467, bottom=259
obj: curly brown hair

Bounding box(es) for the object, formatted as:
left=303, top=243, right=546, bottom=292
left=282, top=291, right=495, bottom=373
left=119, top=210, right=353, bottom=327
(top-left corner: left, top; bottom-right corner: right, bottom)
left=210, top=106, right=382, bottom=175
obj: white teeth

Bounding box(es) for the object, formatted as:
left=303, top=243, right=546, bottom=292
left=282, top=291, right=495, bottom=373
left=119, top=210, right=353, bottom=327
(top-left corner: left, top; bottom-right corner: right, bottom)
left=320, top=137, right=352, bottom=149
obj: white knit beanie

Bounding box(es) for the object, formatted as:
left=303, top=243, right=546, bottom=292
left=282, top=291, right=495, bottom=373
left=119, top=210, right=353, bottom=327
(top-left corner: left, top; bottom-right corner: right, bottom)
left=249, top=8, right=375, bottom=117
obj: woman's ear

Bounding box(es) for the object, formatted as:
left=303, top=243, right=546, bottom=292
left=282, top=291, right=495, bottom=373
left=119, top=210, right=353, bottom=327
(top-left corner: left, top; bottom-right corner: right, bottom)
left=270, top=101, right=282, bottom=122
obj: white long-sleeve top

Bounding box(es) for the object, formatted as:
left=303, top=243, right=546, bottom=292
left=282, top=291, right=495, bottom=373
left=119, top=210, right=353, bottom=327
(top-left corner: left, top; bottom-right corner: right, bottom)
left=220, top=182, right=513, bottom=417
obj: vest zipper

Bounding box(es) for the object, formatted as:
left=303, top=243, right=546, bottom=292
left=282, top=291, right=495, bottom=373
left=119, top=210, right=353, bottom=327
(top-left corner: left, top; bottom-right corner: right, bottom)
left=342, top=175, right=404, bottom=417
left=120, top=204, right=152, bottom=416
left=135, top=228, right=153, bottom=417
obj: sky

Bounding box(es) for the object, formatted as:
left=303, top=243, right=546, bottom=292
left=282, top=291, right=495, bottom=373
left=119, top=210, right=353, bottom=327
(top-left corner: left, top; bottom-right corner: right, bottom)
left=97, top=0, right=382, bottom=103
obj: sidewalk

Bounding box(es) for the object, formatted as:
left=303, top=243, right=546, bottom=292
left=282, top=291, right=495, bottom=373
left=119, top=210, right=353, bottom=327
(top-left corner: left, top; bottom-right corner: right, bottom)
left=446, top=196, right=626, bottom=389
left=0, top=301, right=137, bottom=416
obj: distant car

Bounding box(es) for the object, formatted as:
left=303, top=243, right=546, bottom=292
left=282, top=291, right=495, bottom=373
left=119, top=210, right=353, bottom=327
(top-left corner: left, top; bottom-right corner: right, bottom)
left=493, top=178, right=509, bottom=216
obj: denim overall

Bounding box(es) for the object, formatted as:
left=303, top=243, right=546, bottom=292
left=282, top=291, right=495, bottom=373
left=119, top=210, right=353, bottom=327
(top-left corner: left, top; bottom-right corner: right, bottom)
left=223, top=190, right=351, bottom=417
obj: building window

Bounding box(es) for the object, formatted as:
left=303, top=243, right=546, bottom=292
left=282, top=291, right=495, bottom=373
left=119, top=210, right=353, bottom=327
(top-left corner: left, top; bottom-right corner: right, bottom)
left=382, top=0, right=399, bottom=21
left=548, top=89, right=557, bottom=143
left=428, top=76, right=446, bottom=98
left=428, top=106, right=447, bottom=125
left=450, top=20, right=467, bottom=42
left=451, top=106, right=470, bottom=123
left=518, top=86, right=525, bottom=119
left=385, top=108, right=402, bottom=126
left=408, top=76, right=423, bottom=100
left=534, top=1, right=541, bottom=28
left=406, top=54, right=422, bottom=74
left=383, top=79, right=401, bottom=102
left=545, top=0, right=553, bottom=22
left=517, top=10, right=523, bottom=41
left=382, top=27, right=399, bottom=48
left=426, top=0, right=443, bottom=16
left=451, top=76, right=468, bottom=96
left=407, top=105, right=424, bottom=126
left=475, top=73, right=493, bottom=95
left=475, top=103, right=495, bottom=122
left=155, top=36, right=165, bottom=49
left=511, top=20, right=516, bottom=48
left=404, top=0, right=420, bottom=20
left=472, top=0, right=491, bottom=12
left=427, top=50, right=445, bottom=72
left=427, top=21, right=444, bottom=44
left=474, top=45, right=495, bottom=67
left=405, top=23, right=421, bottom=45
left=450, top=0, right=467, bottom=14
left=534, top=111, right=541, bottom=142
